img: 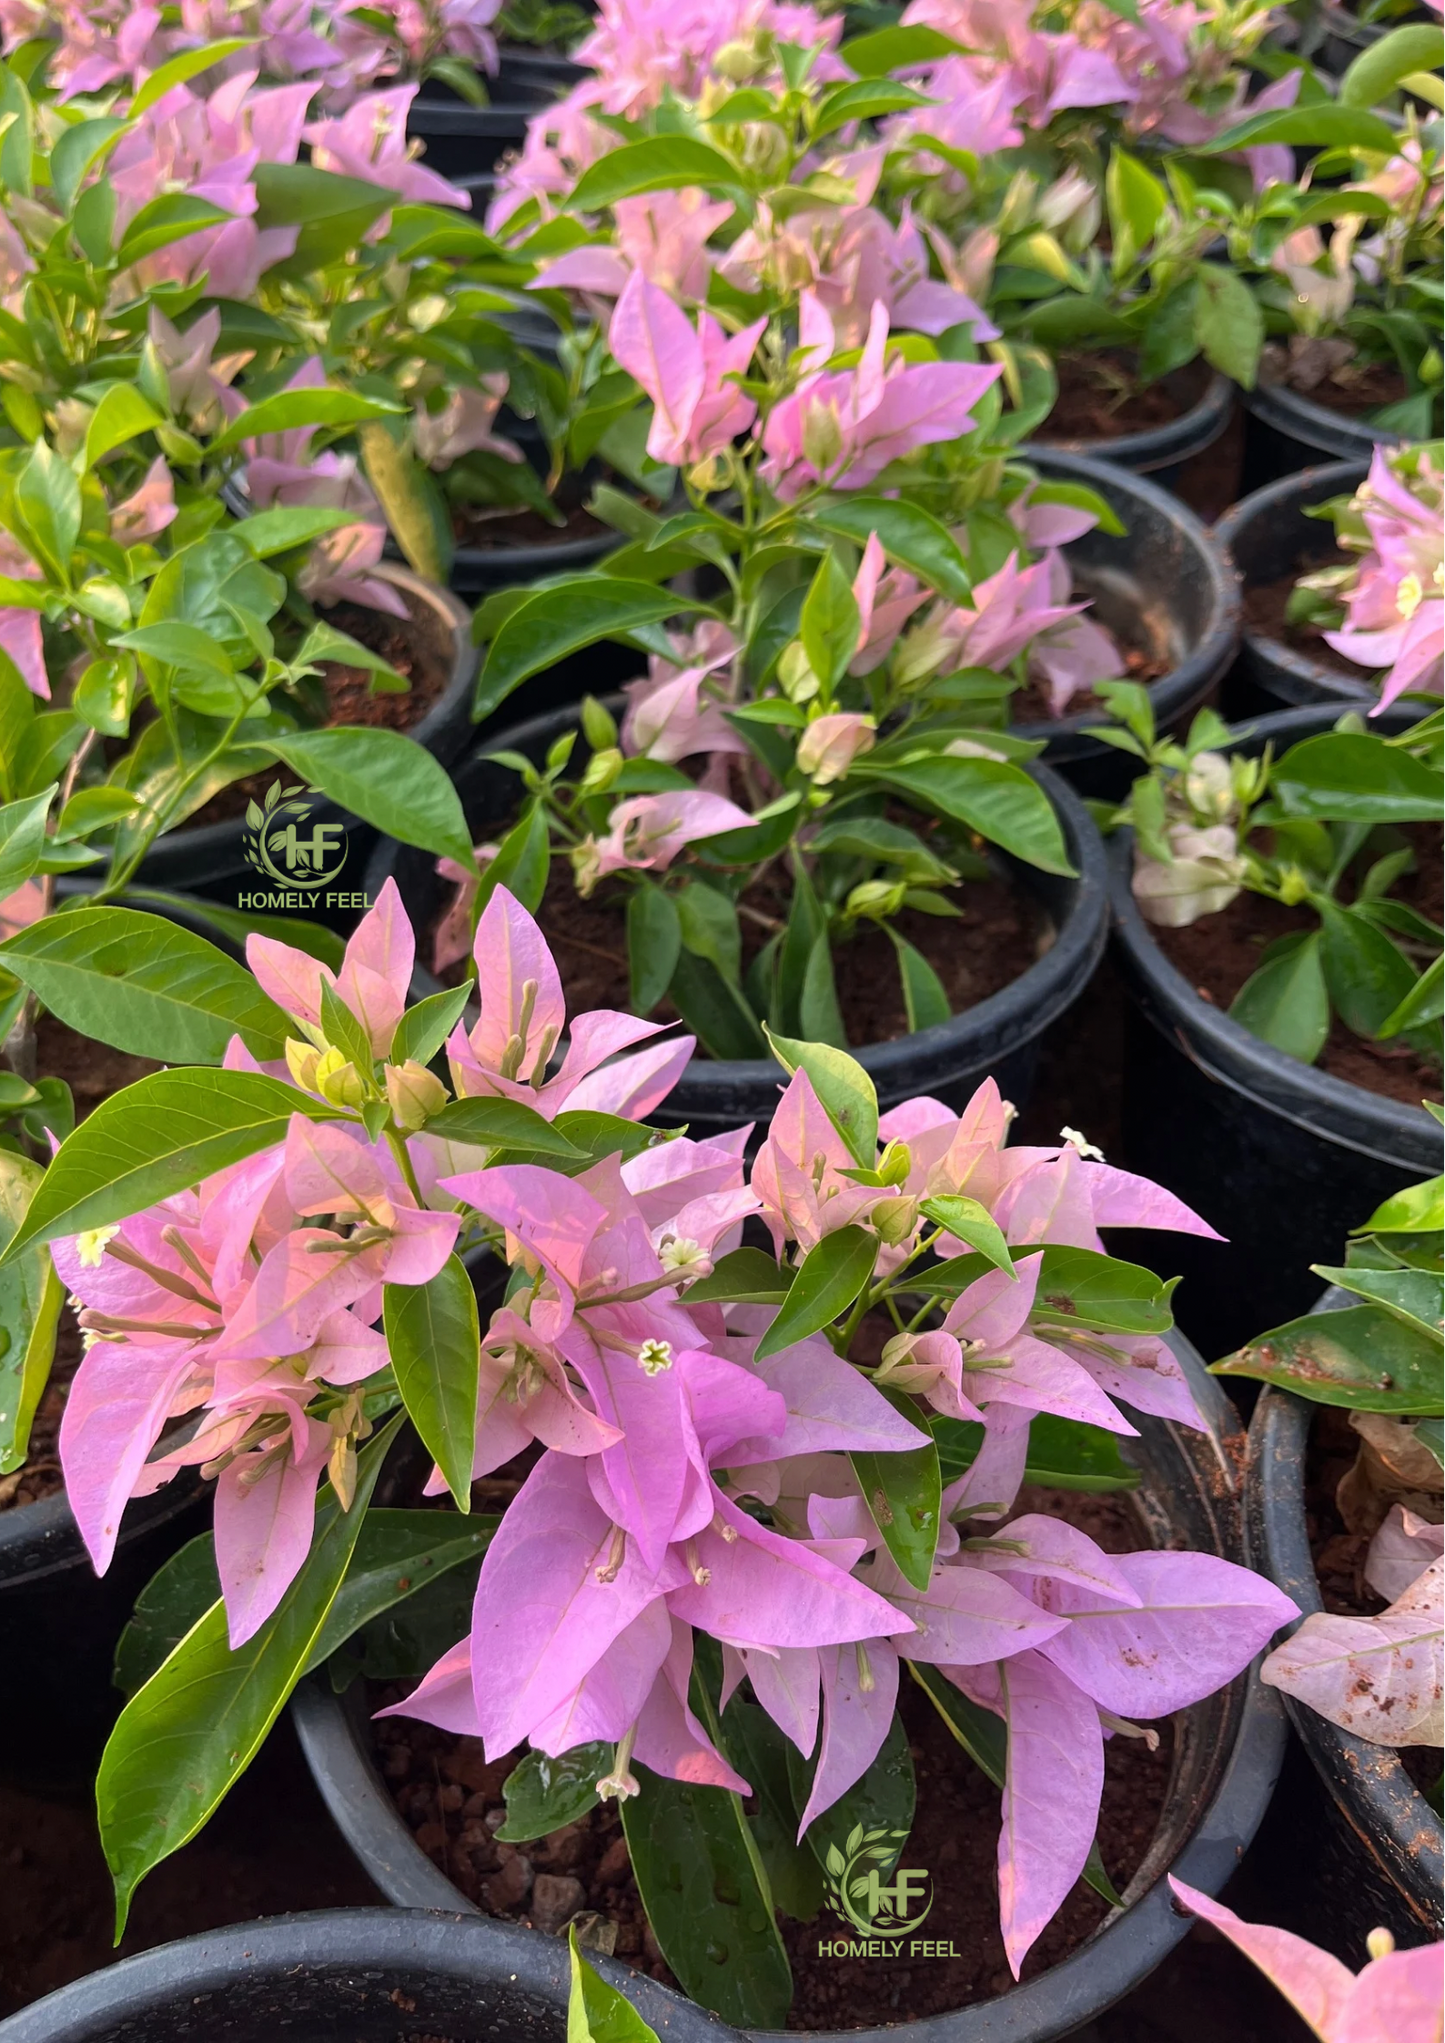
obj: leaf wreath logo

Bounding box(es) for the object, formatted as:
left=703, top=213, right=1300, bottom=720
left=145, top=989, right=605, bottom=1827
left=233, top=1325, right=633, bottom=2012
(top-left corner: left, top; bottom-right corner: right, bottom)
left=824, top=1825, right=933, bottom=1936
left=243, top=781, right=348, bottom=890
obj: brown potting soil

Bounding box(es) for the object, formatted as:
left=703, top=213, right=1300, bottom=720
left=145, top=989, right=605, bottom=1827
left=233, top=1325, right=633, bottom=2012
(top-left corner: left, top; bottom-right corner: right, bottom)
left=1241, top=557, right=1370, bottom=683
left=1284, top=362, right=1409, bottom=418
left=369, top=1485, right=1173, bottom=2028
left=1304, top=1410, right=1443, bottom=1801
left=0, top=1310, right=80, bottom=1512
left=454, top=500, right=610, bottom=552
left=181, top=591, right=454, bottom=829
left=1041, top=352, right=1206, bottom=441
left=35, top=1011, right=159, bottom=1121
left=1153, top=823, right=1443, bottom=1108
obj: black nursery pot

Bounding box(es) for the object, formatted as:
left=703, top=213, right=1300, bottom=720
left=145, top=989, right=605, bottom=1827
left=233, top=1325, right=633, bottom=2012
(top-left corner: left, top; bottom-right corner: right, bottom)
left=0, top=1908, right=741, bottom=2043
left=1106, top=704, right=1440, bottom=1361
left=406, top=64, right=555, bottom=182
left=293, top=1339, right=1290, bottom=2043
left=1241, top=378, right=1400, bottom=493
left=366, top=699, right=1109, bottom=1142
left=125, top=566, right=477, bottom=928
left=1245, top=1295, right=1443, bottom=1953
left=1012, top=452, right=1240, bottom=800
left=1216, top=460, right=1377, bottom=718
left=1028, top=366, right=1237, bottom=502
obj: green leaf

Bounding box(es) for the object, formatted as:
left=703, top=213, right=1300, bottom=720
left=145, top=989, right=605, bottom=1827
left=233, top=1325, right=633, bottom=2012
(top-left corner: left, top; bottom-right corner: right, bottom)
left=813, top=79, right=931, bottom=138
left=1311, top=1263, right=1443, bottom=1345
left=755, top=1225, right=878, bottom=1361
left=115, top=193, right=235, bottom=268
left=1229, top=931, right=1330, bottom=1064
left=667, top=947, right=767, bottom=1060
left=621, top=1768, right=792, bottom=2028
left=566, top=137, right=743, bottom=213
left=1194, top=267, right=1263, bottom=390
left=568, top=1928, right=660, bottom=2043
left=801, top=548, right=861, bottom=694
left=112, top=1533, right=221, bottom=1701
left=0, top=907, right=291, bottom=1065
left=811, top=498, right=972, bottom=605
left=918, top=1194, right=1013, bottom=1275
left=676, top=879, right=742, bottom=985
left=1416, top=1416, right=1444, bottom=1467
left=383, top=1256, right=481, bottom=1512
left=122, top=889, right=345, bottom=971
left=1214, top=1304, right=1443, bottom=1413
left=498, top=1744, right=613, bottom=1843
left=718, top=1698, right=823, bottom=1921
left=359, top=418, right=452, bottom=586
left=1029, top=1245, right=1176, bottom=1334
left=0, top=786, right=54, bottom=903
left=1203, top=104, right=1400, bottom=154
left=423, top=1096, right=585, bottom=1156
left=868, top=758, right=1073, bottom=875
left=391, top=983, right=474, bottom=1070
left=1317, top=900, right=1418, bottom=1041
left=931, top=1413, right=1141, bottom=1492
left=83, top=387, right=164, bottom=472
left=15, top=439, right=79, bottom=579
left=251, top=161, right=396, bottom=276
left=1339, top=24, right=1445, bottom=106
left=0, top=1150, right=62, bottom=1473
left=800, top=933, right=847, bottom=1053
left=852, top=1388, right=941, bottom=1591
left=1359, top=1175, right=1444, bottom=1236
left=628, top=884, right=680, bottom=1013
left=129, top=37, right=255, bottom=116
left=0, top=1069, right=339, bottom=1261
left=236, top=506, right=362, bottom=558
left=762, top=1029, right=878, bottom=1165
left=97, top=1415, right=400, bottom=1933
left=474, top=800, right=549, bottom=922
left=840, top=24, right=962, bottom=75
left=1377, top=954, right=1442, bottom=1040
left=267, top=729, right=473, bottom=869
left=789, top=1708, right=915, bottom=1877
left=476, top=581, right=707, bottom=723
left=1273, top=735, right=1444, bottom=824
left=682, top=1245, right=794, bottom=1304
left=209, top=387, right=401, bottom=457
left=1105, top=148, right=1165, bottom=264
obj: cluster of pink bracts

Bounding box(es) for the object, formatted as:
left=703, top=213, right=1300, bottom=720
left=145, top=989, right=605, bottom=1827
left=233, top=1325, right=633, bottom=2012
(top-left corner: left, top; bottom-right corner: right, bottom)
left=57, top=881, right=1296, bottom=1972
left=1323, top=448, right=1445, bottom=712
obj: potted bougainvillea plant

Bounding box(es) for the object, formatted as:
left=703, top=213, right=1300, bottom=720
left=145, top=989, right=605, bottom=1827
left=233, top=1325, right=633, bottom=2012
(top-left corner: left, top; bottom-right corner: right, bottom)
left=0, top=874, right=1299, bottom=2026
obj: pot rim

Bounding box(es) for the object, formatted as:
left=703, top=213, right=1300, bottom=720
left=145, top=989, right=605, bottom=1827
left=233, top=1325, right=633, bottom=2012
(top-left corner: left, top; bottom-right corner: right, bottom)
left=1243, top=379, right=1401, bottom=462
left=1106, top=703, right=1439, bottom=1168
left=1244, top=1292, right=1443, bottom=1923
left=363, top=701, right=1108, bottom=1105
left=1028, top=366, right=1235, bottom=475
left=0, top=1906, right=741, bottom=2043
left=1214, top=460, right=1376, bottom=707
left=292, top=1333, right=1289, bottom=2043
left=0, top=1465, right=202, bottom=1586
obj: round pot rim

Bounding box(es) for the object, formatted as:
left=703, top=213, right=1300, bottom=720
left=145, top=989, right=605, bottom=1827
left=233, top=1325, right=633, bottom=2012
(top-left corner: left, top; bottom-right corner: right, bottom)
left=0, top=1906, right=741, bottom=2043
left=0, top=1464, right=202, bottom=1585
left=1245, top=1300, right=1443, bottom=1915
left=1215, top=459, right=1376, bottom=708
left=1107, top=703, right=1439, bottom=1167
left=144, top=562, right=476, bottom=867
left=293, top=1334, right=1288, bottom=2043
left=1243, top=379, right=1400, bottom=458
left=1028, top=365, right=1235, bottom=474
left=365, top=725, right=1108, bottom=1103
left=450, top=525, right=619, bottom=579
left=1009, top=449, right=1240, bottom=748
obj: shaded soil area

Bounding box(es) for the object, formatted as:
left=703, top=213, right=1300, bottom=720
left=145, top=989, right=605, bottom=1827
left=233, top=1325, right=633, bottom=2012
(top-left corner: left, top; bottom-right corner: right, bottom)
left=1276, top=361, right=1408, bottom=417
left=35, top=1012, right=159, bottom=1120
left=454, top=499, right=609, bottom=553
left=1152, top=823, right=1443, bottom=1108
left=1041, top=353, right=1206, bottom=440
left=0, top=1309, right=80, bottom=1511
left=1241, top=553, right=1369, bottom=683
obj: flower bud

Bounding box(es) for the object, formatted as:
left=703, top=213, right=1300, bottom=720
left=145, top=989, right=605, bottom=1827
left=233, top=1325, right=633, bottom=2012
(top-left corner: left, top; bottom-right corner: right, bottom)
left=892, top=613, right=955, bottom=690
left=846, top=879, right=906, bottom=921
left=1183, top=751, right=1234, bottom=821
left=286, top=1037, right=320, bottom=1092
left=1277, top=863, right=1309, bottom=907
left=406, top=293, right=450, bottom=330
left=713, top=35, right=763, bottom=79
left=386, top=1059, right=448, bottom=1130
left=579, top=746, right=624, bottom=796
left=870, top=1194, right=919, bottom=1246
left=778, top=641, right=820, bottom=703
left=685, top=449, right=733, bottom=494
left=998, top=168, right=1039, bottom=238
left=581, top=694, right=619, bottom=751
left=797, top=712, right=876, bottom=786
left=876, top=1139, right=912, bottom=1187
left=315, top=1046, right=367, bottom=1108
left=801, top=396, right=844, bottom=479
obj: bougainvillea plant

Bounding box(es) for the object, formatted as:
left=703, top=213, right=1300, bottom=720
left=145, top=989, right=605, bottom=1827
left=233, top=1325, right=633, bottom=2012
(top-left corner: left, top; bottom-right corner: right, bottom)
left=1107, top=698, right=1444, bottom=1068
left=1217, top=1158, right=1442, bottom=1784
left=0, top=881, right=1296, bottom=2022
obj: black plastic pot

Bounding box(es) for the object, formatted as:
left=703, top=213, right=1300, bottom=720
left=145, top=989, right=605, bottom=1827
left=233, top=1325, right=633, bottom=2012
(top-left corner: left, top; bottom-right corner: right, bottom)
left=407, top=70, right=552, bottom=182
left=1216, top=460, right=1377, bottom=718
left=496, top=47, right=586, bottom=96
left=1245, top=1292, right=1443, bottom=1954
left=293, top=1336, right=1289, bottom=2043
left=1014, top=452, right=1240, bottom=799
left=1106, top=704, right=1439, bottom=1361
left=1242, top=378, right=1400, bottom=493
left=366, top=699, right=1108, bottom=1142
left=1029, top=366, right=1237, bottom=503
left=0, top=1908, right=741, bottom=2042
left=0, top=1466, right=205, bottom=1786
left=123, top=566, right=476, bottom=924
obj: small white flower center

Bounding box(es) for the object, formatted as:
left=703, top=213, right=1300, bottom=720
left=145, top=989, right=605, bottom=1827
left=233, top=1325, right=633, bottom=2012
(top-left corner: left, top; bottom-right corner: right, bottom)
left=636, top=1338, right=674, bottom=1376
left=76, top=1225, right=120, bottom=1268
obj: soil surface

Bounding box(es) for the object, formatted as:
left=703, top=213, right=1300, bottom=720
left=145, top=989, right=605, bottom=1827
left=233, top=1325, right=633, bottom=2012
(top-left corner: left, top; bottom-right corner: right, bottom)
left=1041, top=353, right=1207, bottom=441
left=35, top=1012, right=160, bottom=1121
left=1241, top=555, right=1370, bottom=683
left=454, top=500, right=610, bottom=553
left=182, top=590, right=454, bottom=828
left=1278, top=361, right=1408, bottom=418
left=1153, top=822, right=1443, bottom=1108
left=1304, top=1410, right=1444, bottom=1801
left=369, top=1486, right=1174, bottom=2028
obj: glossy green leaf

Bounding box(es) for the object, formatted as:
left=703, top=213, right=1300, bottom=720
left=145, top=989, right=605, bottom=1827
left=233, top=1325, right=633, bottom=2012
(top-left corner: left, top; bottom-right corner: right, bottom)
left=391, top=983, right=474, bottom=1070
left=83, top=387, right=164, bottom=472
left=841, top=24, right=962, bottom=74
left=1378, top=955, right=1442, bottom=1040
left=0, top=1069, right=339, bottom=1261
left=0, top=1150, right=62, bottom=1473
left=1229, top=931, right=1330, bottom=1064
left=567, top=1927, right=660, bottom=2043
left=567, top=137, right=743, bottom=212
left=115, top=194, right=234, bottom=268
left=129, top=37, right=255, bottom=115
left=383, top=1256, right=480, bottom=1511
left=97, top=1415, right=399, bottom=1933
left=423, top=1095, right=584, bottom=1156
left=1339, top=23, right=1445, bottom=105
left=621, top=1767, right=791, bottom=2027
left=667, top=947, right=768, bottom=1060
left=112, top=1533, right=221, bottom=1701
left=15, top=440, right=79, bottom=578
left=628, top=884, right=681, bottom=1014
left=931, top=1413, right=1141, bottom=1492
left=235, top=506, right=362, bottom=558
left=762, top=1030, right=878, bottom=1165
left=682, top=1246, right=794, bottom=1304
left=1203, top=103, right=1399, bottom=153
left=755, top=1225, right=878, bottom=1361
left=268, top=729, right=473, bottom=869
left=1317, top=900, right=1417, bottom=1040
left=788, top=1707, right=915, bottom=1878
left=475, top=580, right=703, bottom=722
left=801, top=548, right=861, bottom=693
left=852, top=1387, right=941, bottom=1590
left=1311, top=1264, right=1442, bottom=1344
left=1029, top=1245, right=1176, bottom=1334
left=0, top=786, right=55, bottom=904
left=474, top=800, right=549, bottom=922
left=918, top=1194, right=1013, bottom=1275
left=811, top=498, right=972, bottom=604
left=1272, top=735, right=1444, bottom=825
left=326, top=1549, right=483, bottom=1692
left=1358, top=1175, right=1444, bottom=1236
left=718, top=1697, right=823, bottom=1921
left=208, top=387, right=401, bottom=456
left=867, top=757, right=1073, bottom=875
left=318, top=979, right=374, bottom=1082
left=676, top=879, right=742, bottom=985
left=1194, top=266, right=1264, bottom=389
left=1214, top=1304, right=1444, bottom=1412
left=0, top=907, right=291, bottom=1065
left=1416, top=1416, right=1444, bottom=1467
left=497, top=1744, right=613, bottom=1842
left=813, top=78, right=931, bottom=138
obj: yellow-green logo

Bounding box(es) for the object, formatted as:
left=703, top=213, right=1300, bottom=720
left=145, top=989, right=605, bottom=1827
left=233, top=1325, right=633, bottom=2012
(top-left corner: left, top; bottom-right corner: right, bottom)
left=243, top=782, right=347, bottom=890
left=824, top=1826, right=933, bottom=1935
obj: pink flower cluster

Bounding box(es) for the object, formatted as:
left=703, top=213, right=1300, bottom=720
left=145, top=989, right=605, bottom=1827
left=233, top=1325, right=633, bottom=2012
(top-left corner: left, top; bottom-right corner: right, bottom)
left=1320, top=447, right=1445, bottom=713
